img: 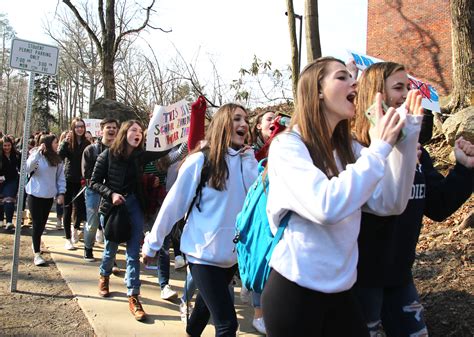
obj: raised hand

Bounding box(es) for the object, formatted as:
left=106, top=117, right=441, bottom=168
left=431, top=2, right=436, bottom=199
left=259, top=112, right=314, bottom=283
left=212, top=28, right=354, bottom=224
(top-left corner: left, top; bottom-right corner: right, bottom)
left=369, top=93, right=406, bottom=146
left=454, top=137, right=474, bottom=168
left=404, top=90, right=424, bottom=116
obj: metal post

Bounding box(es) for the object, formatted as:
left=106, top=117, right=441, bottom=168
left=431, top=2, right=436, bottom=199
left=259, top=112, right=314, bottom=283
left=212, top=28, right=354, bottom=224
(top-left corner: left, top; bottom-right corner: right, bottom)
left=295, top=14, right=303, bottom=74
left=10, top=71, right=35, bottom=292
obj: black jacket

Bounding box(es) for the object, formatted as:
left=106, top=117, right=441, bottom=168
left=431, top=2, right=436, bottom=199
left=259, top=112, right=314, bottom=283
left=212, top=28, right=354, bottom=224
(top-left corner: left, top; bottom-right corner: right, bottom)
left=59, top=139, right=90, bottom=183
left=357, top=148, right=473, bottom=287
left=82, top=141, right=109, bottom=182
left=90, top=148, right=169, bottom=216
left=0, top=152, right=20, bottom=181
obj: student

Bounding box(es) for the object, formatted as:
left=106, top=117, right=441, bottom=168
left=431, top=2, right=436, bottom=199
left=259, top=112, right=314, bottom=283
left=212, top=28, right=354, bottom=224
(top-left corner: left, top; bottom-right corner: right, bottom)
left=0, top=136, right=20, bottom=229
left=261, top=57, right=423, bottom=337
left=142, top=103, right=258, bottom=337
left=91, top=120, right=168, bottom=321
left=354, top=62, right=474, bottom=337
left=59, top=117, right=90, bottom=249
left=81, top=118, right=119, bottom=262
left=26, top=134, right=66, bottom=266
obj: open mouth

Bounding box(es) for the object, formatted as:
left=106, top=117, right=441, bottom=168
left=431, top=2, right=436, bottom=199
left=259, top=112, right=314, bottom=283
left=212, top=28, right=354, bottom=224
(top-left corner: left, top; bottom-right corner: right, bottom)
left=347, top=92, right=356, bottom=103
left=134, top=137, right=140, bottom=142
left=236, top=130, right=245, bottom=137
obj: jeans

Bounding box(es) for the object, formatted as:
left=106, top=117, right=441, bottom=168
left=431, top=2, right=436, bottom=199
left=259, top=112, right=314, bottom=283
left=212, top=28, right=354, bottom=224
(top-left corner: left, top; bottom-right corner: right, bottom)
left=181, top=268, right=197, bottom=303
left=187, top=263, right=238, bottom=337
left=84, top=187, right=101, bottom=249
left=356, top=280, right=428, bottom=337
left=0, top=178, right=18, bottom=223
left=252, top=291, right=262, bottom=308
left=157, top=233, right=172, bottom=289
left=99, top=194, right=144, bottom=296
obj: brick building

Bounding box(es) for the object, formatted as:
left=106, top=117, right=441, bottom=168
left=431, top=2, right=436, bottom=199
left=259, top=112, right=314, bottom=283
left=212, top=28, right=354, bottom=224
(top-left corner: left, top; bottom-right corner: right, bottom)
left=367, top=0, right=452, bottom=95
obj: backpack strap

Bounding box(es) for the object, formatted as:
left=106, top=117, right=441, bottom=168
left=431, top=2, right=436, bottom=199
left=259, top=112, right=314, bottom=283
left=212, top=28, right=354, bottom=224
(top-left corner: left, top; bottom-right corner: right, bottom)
left=270, top=211, right=291, bottom=250
left=184, top=150, right=210, bottom=222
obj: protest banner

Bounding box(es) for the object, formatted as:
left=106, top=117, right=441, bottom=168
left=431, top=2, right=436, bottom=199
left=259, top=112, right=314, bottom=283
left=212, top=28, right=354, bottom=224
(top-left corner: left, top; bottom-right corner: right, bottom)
left=83, top=118, right=102, bottom=138
left=146, top=99, right=191, bottom=151
left=347, top=50, right=440, bottom=112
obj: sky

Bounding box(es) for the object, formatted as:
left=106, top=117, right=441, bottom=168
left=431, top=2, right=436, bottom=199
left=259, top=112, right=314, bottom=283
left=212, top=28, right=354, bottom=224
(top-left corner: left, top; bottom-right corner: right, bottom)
left=1, top=0, right=367, bottom=93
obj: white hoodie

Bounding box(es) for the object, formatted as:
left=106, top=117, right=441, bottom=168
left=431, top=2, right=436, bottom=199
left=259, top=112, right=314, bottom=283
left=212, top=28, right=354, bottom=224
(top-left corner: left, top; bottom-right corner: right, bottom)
left=267, top=115, right=422, bottom=293
left=143, top=148, right=258, bottom=268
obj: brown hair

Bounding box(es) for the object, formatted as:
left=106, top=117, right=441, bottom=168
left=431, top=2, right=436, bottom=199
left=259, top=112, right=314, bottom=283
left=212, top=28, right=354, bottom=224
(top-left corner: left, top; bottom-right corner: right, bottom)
left=110, top=120, right=144, bottom=159
left=70, top=117, right=87, bottom=150
left=353, top=62, right=406, bottom=146
left=39, top=134, right=62, bottom=166
left=188, top=103, right=248, bottom=191
left=289, top=56, right=355, bottom=177
left=251, top=110, right=275, bottom=144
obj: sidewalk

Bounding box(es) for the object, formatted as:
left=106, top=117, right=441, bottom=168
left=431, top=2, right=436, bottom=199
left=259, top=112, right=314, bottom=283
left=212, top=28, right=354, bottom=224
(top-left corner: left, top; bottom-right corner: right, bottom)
left=39, top=215, right=261, bottom=336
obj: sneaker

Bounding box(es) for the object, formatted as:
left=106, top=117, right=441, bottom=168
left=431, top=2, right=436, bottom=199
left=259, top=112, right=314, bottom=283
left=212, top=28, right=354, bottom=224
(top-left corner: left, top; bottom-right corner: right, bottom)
left=179, top=301, right=193, bottom=323
left=240, top=285, right=250, bottom=304
left=252, top=317, right=267, bottom=335
left=5, top=222, right=14, bottom=230
left=84, top=247, right=95, bottom=262
left=64, top=239, right=76, bottom=250
left=71, top=227, right=79, bottom=244
left=174, top=255, right=186, bottom=270
left=34, top=253, right=46, bottom=266
left=161, top=284, right=178, bottom=300
left=96, top=229, right=104, bottom=244
left=56, top=218, right=63, bottom=230
left=128, top=295, right=147, bottom=321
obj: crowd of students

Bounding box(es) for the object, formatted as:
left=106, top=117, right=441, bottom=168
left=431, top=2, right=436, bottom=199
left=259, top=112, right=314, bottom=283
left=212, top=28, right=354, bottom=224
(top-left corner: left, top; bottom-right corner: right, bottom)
left=0, top=57, right=472, bottom=337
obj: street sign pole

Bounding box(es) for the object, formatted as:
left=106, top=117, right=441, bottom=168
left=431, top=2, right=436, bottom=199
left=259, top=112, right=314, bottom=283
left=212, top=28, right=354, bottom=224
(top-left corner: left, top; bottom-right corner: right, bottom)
left=10, top=72, right=35, bottom=292
left=8, top=38, right=59, bottom=292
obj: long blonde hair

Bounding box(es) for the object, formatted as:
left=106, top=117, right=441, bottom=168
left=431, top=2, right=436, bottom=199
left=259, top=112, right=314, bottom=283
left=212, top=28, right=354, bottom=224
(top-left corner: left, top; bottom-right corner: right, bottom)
left=289, top=57, right=355, bottom=177
left=354, top=62, right=406, bottom=146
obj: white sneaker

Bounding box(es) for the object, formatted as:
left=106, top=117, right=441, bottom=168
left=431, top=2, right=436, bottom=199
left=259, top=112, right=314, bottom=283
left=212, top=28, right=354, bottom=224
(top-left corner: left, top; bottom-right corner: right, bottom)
left=161, top=284, right=178, bottom=300
left=5, top=222, right=14, bottom=230
left=179, top=301, right=193, bottom=323
left=174, top=255, right=186, bottom=270
left=71, top=227, right=79, bottom=244
left=252, top=317, right=267, bottom=335
left=240, top=285, right=250, bottom=304
left=64, top=239, right=76, bottom=250
left=95, top=229, right=104, bottom=244
left=56, top=218, right=63, bottom=230
left=34, top=253, right=46, bottom=266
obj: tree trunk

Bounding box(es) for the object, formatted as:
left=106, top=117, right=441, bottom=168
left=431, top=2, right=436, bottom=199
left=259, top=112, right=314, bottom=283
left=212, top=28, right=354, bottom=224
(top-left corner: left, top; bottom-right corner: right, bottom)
left=286, top=0, right=299, bottom=102
left=445, top=0, right=473, bottom=113
left=305, top=0, right=322, bottom=63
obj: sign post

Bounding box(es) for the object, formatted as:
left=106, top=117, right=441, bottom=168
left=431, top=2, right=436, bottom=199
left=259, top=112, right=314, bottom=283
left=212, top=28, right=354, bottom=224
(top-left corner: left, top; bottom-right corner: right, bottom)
left=9, top=38, right=59, bottom=292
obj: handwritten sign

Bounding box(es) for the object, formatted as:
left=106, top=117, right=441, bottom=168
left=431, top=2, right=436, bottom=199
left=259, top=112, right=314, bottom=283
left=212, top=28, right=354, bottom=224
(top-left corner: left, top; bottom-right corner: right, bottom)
left=10, top=38, right=59, bottom=76
left=347, top=50, right=440, bottom=112
left=146, top=99, right=191, bottom=151
left=83, top=119, right=102, bottom=138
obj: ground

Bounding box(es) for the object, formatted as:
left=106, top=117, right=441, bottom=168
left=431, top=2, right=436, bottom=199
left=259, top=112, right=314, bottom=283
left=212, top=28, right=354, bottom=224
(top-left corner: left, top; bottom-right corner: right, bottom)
left=0, top=137, right=472, bottom=336
left=0, top=226, right=94, bottom=336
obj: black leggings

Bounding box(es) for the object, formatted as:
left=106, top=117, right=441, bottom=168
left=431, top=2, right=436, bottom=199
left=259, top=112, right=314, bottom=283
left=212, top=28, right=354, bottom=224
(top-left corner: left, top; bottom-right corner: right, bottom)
left=63, top=181, right=85, bottom=239
left=262, top=270, right=369, bottom=337
left=29, top=195, right=53, bottom=253
left=187, top=263, right=238, bottom=337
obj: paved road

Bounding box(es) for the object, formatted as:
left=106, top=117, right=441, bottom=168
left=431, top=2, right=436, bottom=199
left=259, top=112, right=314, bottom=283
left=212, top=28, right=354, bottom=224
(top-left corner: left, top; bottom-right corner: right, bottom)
left=37, top=216, right=261, bottom=336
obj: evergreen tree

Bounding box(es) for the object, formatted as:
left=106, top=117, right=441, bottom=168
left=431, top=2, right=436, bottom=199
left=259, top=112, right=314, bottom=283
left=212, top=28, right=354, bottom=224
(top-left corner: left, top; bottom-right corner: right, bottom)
left=32, top=74, right=58, bottom=132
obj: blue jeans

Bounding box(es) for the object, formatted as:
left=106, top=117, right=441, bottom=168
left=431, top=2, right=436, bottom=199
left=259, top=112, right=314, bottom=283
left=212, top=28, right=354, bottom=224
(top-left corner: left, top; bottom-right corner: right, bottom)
left=356, top=280, right=428, bottom=337
left=181, top=268, right=197, bottom=303
left=84, top=187, right=101, bottom=249
left=99, top=195, right=144, bottom=296
left=157, top=233, right=172, bottom=289
left=0, top=178, right=18, bottom=223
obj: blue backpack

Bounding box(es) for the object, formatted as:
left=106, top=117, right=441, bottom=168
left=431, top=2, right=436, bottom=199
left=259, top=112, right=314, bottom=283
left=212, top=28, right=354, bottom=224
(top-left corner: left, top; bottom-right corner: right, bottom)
left=234, top=159, right=291, bottom=293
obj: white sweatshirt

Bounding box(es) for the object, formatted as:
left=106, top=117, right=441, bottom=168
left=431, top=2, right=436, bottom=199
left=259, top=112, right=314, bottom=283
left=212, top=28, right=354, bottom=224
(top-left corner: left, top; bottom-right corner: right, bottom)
left=143, top=148, right=258, bottom=268
left=25, top=148, right=66, bottom=199
left=267, top=115, right=422, bottom=293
